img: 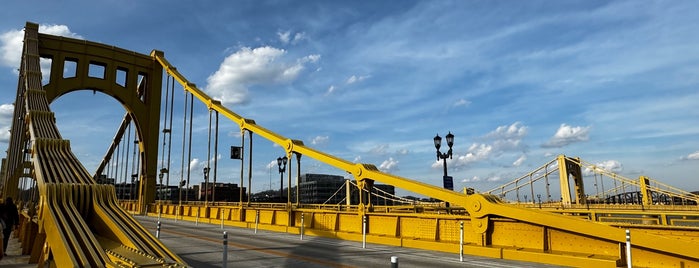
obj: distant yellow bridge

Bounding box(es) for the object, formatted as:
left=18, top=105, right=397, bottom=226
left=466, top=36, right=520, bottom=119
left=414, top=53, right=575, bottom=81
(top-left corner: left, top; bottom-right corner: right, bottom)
left=2, top=22, right=699, bottom=267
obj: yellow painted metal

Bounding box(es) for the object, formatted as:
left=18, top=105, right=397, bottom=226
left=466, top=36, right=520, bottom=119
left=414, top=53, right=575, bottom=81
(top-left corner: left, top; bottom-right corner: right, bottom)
left=143, top=203, right=699, bottom=267
left=1, top=22, right=187, bottom=267
left=640, top=176, right=654, bottom=206
left=38, top=27, right=162, bottom=212
left=151, top=48, right=699, bottom=267
left=5, top=21, right=699, bottom=267
left=558, top=155, right=586, bottom=205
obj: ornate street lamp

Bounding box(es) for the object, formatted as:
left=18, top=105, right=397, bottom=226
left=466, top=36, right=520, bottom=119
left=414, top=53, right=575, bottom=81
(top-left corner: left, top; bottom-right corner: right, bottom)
left=203, top=166, right=210, bottom=204
left=277, top=156, right=288, bottom=202
left=434, top=131, right=455, bottom=207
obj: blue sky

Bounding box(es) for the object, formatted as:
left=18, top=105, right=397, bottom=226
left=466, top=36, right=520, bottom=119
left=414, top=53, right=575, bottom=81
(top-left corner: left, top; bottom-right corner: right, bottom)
left=1, top=1, right=698, bottom=197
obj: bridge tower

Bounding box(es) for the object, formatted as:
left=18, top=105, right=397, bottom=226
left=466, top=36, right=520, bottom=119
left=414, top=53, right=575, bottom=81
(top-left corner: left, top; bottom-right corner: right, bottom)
left=31, top=22, right=162, bottom=213
left=557, top=155, right=586, bottom=205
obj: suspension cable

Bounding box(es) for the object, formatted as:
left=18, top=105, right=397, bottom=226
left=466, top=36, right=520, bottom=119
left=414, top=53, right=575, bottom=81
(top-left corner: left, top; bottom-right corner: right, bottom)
left=160, top=74, right=169, bottom=185
left=123, top=123, right=131, bottom=199
left=115, top=143, right=121, bottom=198
left=166, top=75, right=175, bottom=194
left=179, top=90, right=189, bottom=203
left=321, top=181, right=346, bottom=205
left=213, top=110, right=219, bottom=202
left=206, top=108, right=212, bottom=204
left=186, top=92, right=194, bottom=201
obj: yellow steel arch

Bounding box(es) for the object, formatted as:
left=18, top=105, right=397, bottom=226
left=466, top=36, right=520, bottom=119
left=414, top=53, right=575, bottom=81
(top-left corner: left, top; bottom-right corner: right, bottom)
left=38, top=28, right=163, bottom=213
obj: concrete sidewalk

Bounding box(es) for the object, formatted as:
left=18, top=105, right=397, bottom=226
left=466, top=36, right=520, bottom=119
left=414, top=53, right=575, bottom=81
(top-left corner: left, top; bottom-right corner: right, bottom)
left=0, top=233, right=33, bottom=267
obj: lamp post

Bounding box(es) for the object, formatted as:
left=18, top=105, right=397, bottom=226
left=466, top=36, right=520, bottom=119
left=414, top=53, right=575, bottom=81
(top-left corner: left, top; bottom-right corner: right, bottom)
left=277, top=156, right=288, bottom=202
left=158, top=172, right=164, bottom=201
left=434, top=132, right=455, bottom=207
left=203, top=166, right=210, bottom=205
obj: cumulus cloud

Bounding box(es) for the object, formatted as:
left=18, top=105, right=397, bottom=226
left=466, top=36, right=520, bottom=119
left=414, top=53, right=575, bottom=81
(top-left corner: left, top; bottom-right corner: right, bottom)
left=430, top=122, right=530, bottom=170
left=542, top=124, right=590, bottom=148
left=311, top=135, right=329, bottom=145
left=1, top=24, right=82, bottom=70
left=681, top=151, right=699, bottom=160
left=266, top=159, right=278, bottom=170
left=432, top=143, right=493, bottom=169
left=486, top=122, right=528, bottom=151
left=379, top=157, right=399, bottom=172
left=189, top=158, right=202, bottom=173
left=204, top=46, right=320, bottom=105
left=584, top=160, right=623, bottom=174
left=0, top=103, right=14, bottom=143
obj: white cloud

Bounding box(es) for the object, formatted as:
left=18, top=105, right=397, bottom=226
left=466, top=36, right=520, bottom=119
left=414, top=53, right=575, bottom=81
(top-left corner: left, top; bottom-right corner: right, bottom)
left=453, top=98, right=471, bottom=107
left=433, top=143, right=493, bottom=169
left=584, top=160, right=623, bottom=174
left=311, top=135, right=329, bottom=145
left=379, top=157, right=399, bottom=172
left=293, top=32, right=307, bottom=44
left=278, top=30, right=307, bottom=45
left=462, top=176, right=481, bottom=183
left=266, top=159, right=278, bottom=170
left=1, top=24, right=82, bottom=71
left=464, top=175, right=502, bottom=183
left=396, top=148, right=409, bottom=155
left=189, top=158, right=202, bottom=173
left=346, top=75, right=370, bottom=84
left=325, top=85, right=337, bottom=96
left=353, top=155, right=362, bottom=163
left=682, top=151, right=699, bottom=160
left=277, top=31, right=291, bottom=44
left=486, top=122, right=528, bottom=152
left=204, top=46, right=319, bottom=105
left=513, top=155, right=527, bottom=167
left=369, top=144, right=389, bottom=155
left=542, top=124, right=591, bottom=148
left=0, top=103, right=13, bottom=143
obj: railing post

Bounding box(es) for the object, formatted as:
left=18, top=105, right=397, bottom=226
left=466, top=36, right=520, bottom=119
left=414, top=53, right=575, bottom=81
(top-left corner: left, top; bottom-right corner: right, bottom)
left=390, top=256, right=398, bottom=268
left=300, top=213, right=305, bottom=240
left=626, top=229, right=632, bottom=268
left=156, top=221, right=161, bottom=239
left=362, top=214, right=367, bottom=249
left=459, top=221, right=464, bottom=262
left=255, top=210, right=260, bottom=234
left=222, top=231, right=228, bottom=268
left=196, top=207, right=200, bottom=226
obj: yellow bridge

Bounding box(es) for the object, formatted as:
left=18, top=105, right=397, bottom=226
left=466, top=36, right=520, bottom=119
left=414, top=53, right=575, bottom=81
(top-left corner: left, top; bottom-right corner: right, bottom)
left=2, top=22, right=699, bottom=267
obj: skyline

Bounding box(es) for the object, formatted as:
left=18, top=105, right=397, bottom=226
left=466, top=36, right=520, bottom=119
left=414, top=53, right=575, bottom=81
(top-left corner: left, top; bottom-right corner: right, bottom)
left=1, top=1, right=698, bottom=198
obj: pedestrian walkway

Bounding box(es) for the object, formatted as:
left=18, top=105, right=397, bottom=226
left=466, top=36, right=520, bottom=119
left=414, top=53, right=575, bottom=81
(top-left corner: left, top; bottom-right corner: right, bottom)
left=0, top=233, right=33, bottom=267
